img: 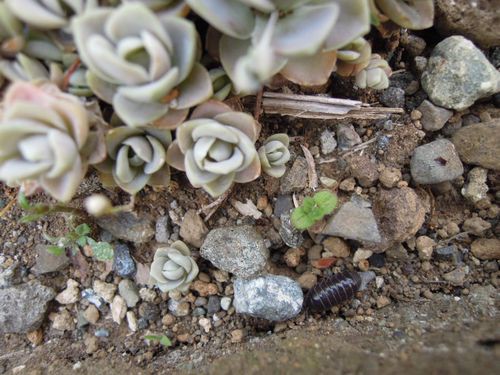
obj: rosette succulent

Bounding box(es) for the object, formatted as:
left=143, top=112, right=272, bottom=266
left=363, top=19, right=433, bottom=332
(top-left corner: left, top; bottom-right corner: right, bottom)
left=72, top=3, right=212, bottom=128
left=355, top=53, right=391, bottom=90
left=166, top=100, right=262, bottom=197
left=5, top=0, right=98, bottom=30
left=96, top=126, right=172, bottom=194
left=0, top=82, right=100, bottom=201
left=0, top=1, right=24, bottom=57
left=335, top=37, right=372, bottom=77
left=150, top=241, right=199, bottom=292
left=123, top=0, right=189, bottom=17
left=371, top=0, right=434, bottom=30
left=258, top=134, right=290, bottom=178
left=0, top=53, right=53, bottom=82
left=209, top=67, right=233, bottom=101
left=189, top=0, right=371, bottom=91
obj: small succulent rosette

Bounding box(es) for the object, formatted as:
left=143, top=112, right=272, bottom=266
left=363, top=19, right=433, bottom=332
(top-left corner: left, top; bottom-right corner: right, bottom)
left=72, top=2, right=212, bottom=128
left=150, top=241, right=199, bottom=292
left=166, top=100, right=261, bottom=197
left=335, top=37, right=372, bottom=77
left=355, top=54, right=392, bottom=90
left=258, top=134, right=290, bottom=178
left=370, top=0, right=434, bottom=30
left=0, top=81, right=105, bottom=202
left=96, top=126, right=172, bottom=195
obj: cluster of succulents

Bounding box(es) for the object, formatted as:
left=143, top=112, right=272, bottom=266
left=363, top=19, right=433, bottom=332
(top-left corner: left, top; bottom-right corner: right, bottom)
left=0, top=1, right=435, bottom=203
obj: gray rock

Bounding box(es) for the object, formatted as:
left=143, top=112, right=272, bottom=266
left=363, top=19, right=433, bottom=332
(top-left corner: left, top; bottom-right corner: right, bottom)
left=422, top=36, right=500, bottom=110
left=207, top=296, right=220, bottom=315
left=81, top=289, right=106, bottom=310
left=0, top=262, right=21, bottom=289
left=322, top=201, right=381, bottom=243
left=461, top=167, right=489, bottom=203
left=280, top=157, right=308, bottom=194
left=220, top=297, right=232, bottom=311
left=192, top=307, right=206, bottom=316
left=452, top=120, right=500, bottom=171
left=279, top=213, right=304, bottom=248
left=180, top=209, right=208, bottom=248
left=113, top=243, right=136, bottom=278
left=94, top=328, right=110, bottom=337
left=32, top=244, right=69, bottom=275
left=443, top=266, right=468, bottom=286
left=167, top=299, right=190, bottom=317
left=434, top=245, right=462, bottom=264
left=379, top=87, right=405, bottom=108
left=201, top=226, right=269, bottom=278
left=358, top=271, right=376, bottom=291
left=417, top=100, right=453, bottom=131
left=410, top=139, right=464, bottom=184
left=337, top=124, right=362, bottom=150
left=118, top=279, right=140, bottom=308
left=320, top=130, right=337, bottom=154
left=155, top=216, right=170, bottom=243
left=274, top=195, right=294, bottom=217
left=401, top=34, right=426, bottom=56
left=96, top=212, right=154, bottom=243
left=0, top=280, right=55, bottom=334
left=233, top=275, right=303, bottom=321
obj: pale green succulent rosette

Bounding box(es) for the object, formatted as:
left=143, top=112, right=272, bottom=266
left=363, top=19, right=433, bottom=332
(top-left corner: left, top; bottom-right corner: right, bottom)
left=373, top=0, right=434, bottom=30
left=166, top=100, right=262, bottom=197
left=96, top=126, right=172, bottom=194
left=123, top=0, right=189, bottom=18
left=335, top=37, right=372, bottom=77
left=72, top=3, right=212, bottom=128
left=5, top=0, right=98, bottom=30
left=0, top=53, right=53, bottom=82
left=0, top=1, right=24, bottom=57
left=208, top=67, right=233, bottom=101
left=150, top=241, right=199, bottom=292
left=355, top=53, right=392, bottom=90
left=0, top=82, right=98, bottom=202
left=258, top=133, right=290, bottom=178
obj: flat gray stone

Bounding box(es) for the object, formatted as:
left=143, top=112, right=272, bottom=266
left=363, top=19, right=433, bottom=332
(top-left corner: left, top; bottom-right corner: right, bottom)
left=320, top=130, right=337, bottom=154
left=118, top=279, right=140, bottom=308
left=417, top=100, right=453, bottom=131
left=200, top=226, right=269, bottom=278
left=410, top=139, right=464, bottom=184
left=32, top=244, right=70, bottom=275
left=337, top=124, right=361, bottom=150
left=280, top=157, right=308, bottom=194
left=0, top=280, right=55, bottom=333
left=422, top=36, right=500, bottom=110
left=322, top=201, right=381, bottom=243
left=233, top=275, right=303, bottom=321
left=96, top=212, right=154, bottom=243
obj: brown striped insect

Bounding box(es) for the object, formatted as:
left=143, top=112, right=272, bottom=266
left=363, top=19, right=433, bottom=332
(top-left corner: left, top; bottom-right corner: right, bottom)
left=304, top=270, right=361, bottom=312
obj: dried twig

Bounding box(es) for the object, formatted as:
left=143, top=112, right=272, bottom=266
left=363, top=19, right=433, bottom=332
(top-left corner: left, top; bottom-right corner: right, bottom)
left=0, top=198, right=16, bottom=219
left=340, top=137, right=379, bottom=157
left=198, top=188, right=232, bottom=221
left=301, top=145, right=318, bottom=190
left=61, top=58, right=81, bottom=91
left=254, top=88, right=263, bottom=121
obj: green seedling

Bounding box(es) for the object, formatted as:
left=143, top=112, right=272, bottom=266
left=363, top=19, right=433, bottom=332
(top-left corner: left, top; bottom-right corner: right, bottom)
left=18, top=192, right=82, bottom=223
left=43, top=223, right=114, bottom=261
left=291, top=191, right=338, bottom=230
left=144, top=334, right=172, bottom=347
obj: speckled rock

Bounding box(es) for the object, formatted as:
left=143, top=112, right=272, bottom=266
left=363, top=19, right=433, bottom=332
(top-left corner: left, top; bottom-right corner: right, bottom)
left=0, top=281, right=55, bottom=333
left=452, top=120, right=500, bottom=171
left=461, top=167, right=489, bottom=203
left=410, top=139, right=464, bottom=184
left=417, top=100, right=453, bottom=131
left=322, top=199, right=381, bottom=244
left=234, top=275, right=303, bottom=321
left=422, top=36, right=500, bottom=110
left=201, top=226, right=269, bottom=278
left=347, top=154, right=379, bottom=187
left=96, top=212, right=154, bottom=243
left=113, top=243, right=136, bottom=278
left=320, top=130, right=337, bottom=154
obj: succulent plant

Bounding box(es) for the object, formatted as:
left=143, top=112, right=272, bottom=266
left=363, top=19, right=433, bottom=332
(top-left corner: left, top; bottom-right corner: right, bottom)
left=372, top=0, right=434, bottom=30
left=0, top=53, right=52, bottom=82
left=123, top=0, right=189, bottom=17
left=150, top=241, right=199, bottom=292
left=5, top=0, right=98, bottom=30
left=258, top=134, right=290, bottom=178
left=0, top=82, right=99, bottom=202
left=335, top=37, right=372, bottom=77
left=355, top=53, right=391, bottom=90
left=166, top=100, right=261, bottom=197
left=96, top=126, right=172, bottom=194
left=72, top=3, right=212, bottom=128
left=208, top=68, right=233, bottom=101
left=0, top=1, right=24, bottom=57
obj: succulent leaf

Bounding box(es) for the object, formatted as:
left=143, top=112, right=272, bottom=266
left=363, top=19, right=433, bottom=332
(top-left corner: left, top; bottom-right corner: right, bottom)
left=258, top=133, right=290, bottom=178
left=375, top=0, right=434, bottom=30
left=355, top=53, right=391, bottom=90
left=335, top=37, right=372, bottom=77
left=150, top=241, right=199, bottom=292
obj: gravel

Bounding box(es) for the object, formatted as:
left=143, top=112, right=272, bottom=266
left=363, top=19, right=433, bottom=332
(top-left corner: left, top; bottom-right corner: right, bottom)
left=96, top=212, right=154, bottom=243
left=113, top=243, right=136, bottom=278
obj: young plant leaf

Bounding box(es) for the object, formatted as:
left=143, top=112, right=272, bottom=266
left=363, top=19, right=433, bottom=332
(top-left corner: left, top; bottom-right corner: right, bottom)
left=76, top=236, right=88, bottom=247
left=47, top=245, right=65, bottom=256
left=18, top=192, right=30, bottom=210
left=20, top=213, right=44, bottom=223
left=90, top=241, right=114, bottom=261
left=312, top=191, right=338, bottom=215
left=291, top=206, right=315, bottom=230
left=75, top=223, right=91, bottom=236
left=144, top=334, right=172, bottom=347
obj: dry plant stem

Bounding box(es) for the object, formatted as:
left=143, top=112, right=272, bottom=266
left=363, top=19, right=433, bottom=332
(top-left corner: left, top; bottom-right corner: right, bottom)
left=301, top=145, right=318, bottom=190
left=340, top=137, right=379, bottom=157
left=62, top=58, right=81, bottom=91
left=0, top=198, right=16, bottom=219
left=254, top=88, right=264, bottom=121
left=198, top=188, right=232, bottom=221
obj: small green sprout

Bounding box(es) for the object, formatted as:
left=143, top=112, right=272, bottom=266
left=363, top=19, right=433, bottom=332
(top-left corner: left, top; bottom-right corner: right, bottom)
left=144, top=334, right=172, bottom=347
left=291, top=191, right=338, bottom=230
left=43, top=223, right=114, bottom=261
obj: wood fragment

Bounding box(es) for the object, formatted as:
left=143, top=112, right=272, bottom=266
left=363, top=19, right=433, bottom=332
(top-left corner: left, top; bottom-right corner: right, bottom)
left=259, top=92, right=404, bottom=120
left=198, top=188, right=232, bottom=221
left=231, top=199, right=262, bottom=220
left=301, top=145, right=318, bottom=190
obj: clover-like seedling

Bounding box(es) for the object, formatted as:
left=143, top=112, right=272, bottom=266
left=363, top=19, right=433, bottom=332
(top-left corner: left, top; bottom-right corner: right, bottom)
left=291, top=191, right=338, bottom=230
left=144, top=334, right=172, bottom=347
